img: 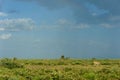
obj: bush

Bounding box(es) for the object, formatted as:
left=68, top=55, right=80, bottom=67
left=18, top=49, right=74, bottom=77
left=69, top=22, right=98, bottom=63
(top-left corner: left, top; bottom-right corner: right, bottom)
left=64, top=67, right=72, bottom=72
left=0, top=58, right=23, bottom=69
left=60, top=55, right=65, bottom=59
left=84, top=72, right=96, bottom=80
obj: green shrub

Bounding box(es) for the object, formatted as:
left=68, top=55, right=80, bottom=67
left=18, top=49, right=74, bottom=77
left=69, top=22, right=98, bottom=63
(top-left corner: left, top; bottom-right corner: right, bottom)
left=0, top=58, right=23, bottom=69
left=84, top=72, right=96, bottom=80
left=100, top=68, right=111, bottom=73
left=57, top=61, right=65, bottom=65
left=64, top=67, right=72, bottom=72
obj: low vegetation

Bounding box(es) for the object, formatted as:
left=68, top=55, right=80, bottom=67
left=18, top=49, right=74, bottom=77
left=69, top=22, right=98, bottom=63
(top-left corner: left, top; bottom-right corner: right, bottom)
left=0, top=58, right=120, bottom=80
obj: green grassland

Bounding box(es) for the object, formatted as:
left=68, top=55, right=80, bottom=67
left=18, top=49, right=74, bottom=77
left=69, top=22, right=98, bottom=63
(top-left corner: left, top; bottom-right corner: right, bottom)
left=0, top=58, right=120, bottom=80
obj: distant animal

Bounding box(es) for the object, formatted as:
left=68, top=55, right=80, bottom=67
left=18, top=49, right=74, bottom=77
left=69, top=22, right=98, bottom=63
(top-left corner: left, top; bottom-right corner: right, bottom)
left=93, top=61, right=100, bottom=66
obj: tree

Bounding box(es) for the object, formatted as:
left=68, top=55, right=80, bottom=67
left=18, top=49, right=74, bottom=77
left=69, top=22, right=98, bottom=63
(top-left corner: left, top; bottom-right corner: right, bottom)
left=61, top=55, right=65, bottom=59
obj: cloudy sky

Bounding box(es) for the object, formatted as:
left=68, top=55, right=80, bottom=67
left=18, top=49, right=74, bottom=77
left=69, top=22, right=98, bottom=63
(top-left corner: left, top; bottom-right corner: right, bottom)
left=0, top=0, right=120, bottom=58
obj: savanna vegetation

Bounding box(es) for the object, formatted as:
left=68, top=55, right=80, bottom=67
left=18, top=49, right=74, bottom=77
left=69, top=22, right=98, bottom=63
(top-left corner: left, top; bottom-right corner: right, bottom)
left=0, top=57, right=120, bottom=80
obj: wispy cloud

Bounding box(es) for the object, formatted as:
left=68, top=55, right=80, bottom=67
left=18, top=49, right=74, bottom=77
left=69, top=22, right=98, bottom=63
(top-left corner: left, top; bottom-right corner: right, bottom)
left=109, top=16, right=120, bottom=21
left=9, top=0, right=119, bottom=29
left=57, top=19, right=90, bottom=29
left=0, top=12, right=7, bottom=17
left=12, top=0, right=112, bottom=24
left=88, top=40, right=109, bottom=49
left=100, top=23, right=120, bottom=28
left=0, top=18, right=35, bottom=31
left=85, top=2, right=109, bottom=16
left=73, top=24, right=90, bottom=29
left=0, top=27, right=5, bottom=31
left=40, top=19, right=90, bottom=30
left=0, top=33, right=12, bottom=40
left=100, top=23, right=113, bottom=28
left=57, top=19, right=72, bottom=25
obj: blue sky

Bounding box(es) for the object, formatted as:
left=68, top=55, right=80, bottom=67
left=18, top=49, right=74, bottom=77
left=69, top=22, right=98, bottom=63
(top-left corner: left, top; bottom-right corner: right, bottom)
left=0, top=0, right=120, bottom=58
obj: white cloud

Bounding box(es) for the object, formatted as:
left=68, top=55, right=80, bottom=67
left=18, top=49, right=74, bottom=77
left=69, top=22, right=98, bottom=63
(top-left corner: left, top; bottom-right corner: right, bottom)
left=0, top=12, right=8, bottom=17
left=57, top=19, right=73, bottom=25
left=0, top=34, right=12, bottom=40
left=110, top=16, right=120, bottom=21
left=100, top=23, right=120, bottom=28
left=88, top=40, right=109, bottom=49
left=39, top=19, right=90, bottom=30
left=57, top=19, right=90, bottom=29
left=0, top=28, right=5, bottom=31
left=74, top=24, right=90, bottom=29
left=0, top=18, right=35, bottom=31
left=100, top=23, right=113, bottom=28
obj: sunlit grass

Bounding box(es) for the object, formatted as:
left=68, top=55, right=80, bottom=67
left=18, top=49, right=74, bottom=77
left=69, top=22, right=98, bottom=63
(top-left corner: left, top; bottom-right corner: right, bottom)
left=0, top=58, right=120, bottom=80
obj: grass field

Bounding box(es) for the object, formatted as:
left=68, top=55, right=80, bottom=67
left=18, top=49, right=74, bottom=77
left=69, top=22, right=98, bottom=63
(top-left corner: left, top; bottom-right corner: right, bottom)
left=0, top=58, right=120, bottom=80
